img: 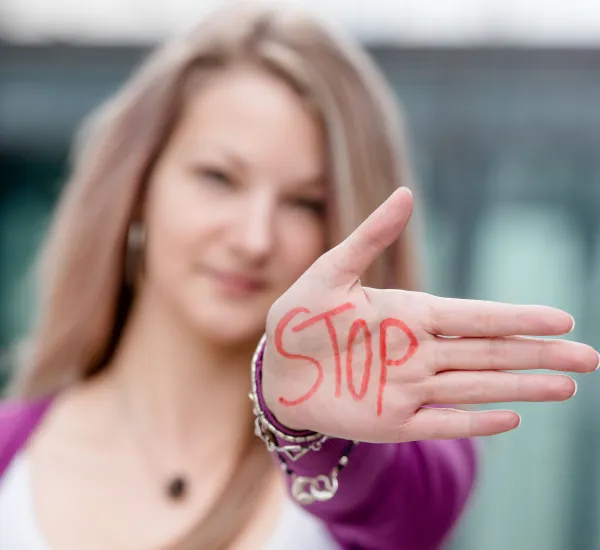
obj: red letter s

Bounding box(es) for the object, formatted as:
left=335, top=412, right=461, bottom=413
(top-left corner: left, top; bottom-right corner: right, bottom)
left=275, top=308, right=324, bottom=407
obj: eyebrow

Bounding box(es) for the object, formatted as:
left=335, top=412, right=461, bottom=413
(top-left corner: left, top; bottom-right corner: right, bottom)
left=213, top=146, right=250, bottom=172
left=290, top=175, right=326, bottom=193
left=201, top=142, right=326, bottom=191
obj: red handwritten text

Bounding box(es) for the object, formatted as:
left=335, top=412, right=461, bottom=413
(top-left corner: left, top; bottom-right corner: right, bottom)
left=275, top=303, right=419, bottom=416
left=378, top=318, right=419, bottom=416
left=292, top=302, right=355, bottom=397
left=274, top=307, right=324, bottom=407
left=346, top=319, right=372, bottom=401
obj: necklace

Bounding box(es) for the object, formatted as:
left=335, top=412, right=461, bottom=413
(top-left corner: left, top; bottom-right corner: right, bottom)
left=137, top=436, right=191, bottom=502
left=167, top=476, right=188, bottom=500
left=116, top=382, right=190, bottom=502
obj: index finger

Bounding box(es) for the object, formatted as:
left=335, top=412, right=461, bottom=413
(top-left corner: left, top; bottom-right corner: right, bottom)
left=426, top=296, right=575, bottom=337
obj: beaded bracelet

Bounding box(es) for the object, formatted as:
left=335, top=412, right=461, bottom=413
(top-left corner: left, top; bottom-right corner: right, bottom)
left=249, top=333, right=358, bottom=505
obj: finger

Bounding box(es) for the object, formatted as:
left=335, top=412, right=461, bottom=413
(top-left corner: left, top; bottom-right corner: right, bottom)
left=323, top=187, right=413, bottom=285
left=425, top=371, right=576, bottom=405
left=431, top=336, right=599, bottom=374
left=403, top=407, right=521, bottom=440
left=426, top=295, right=575, bottom=337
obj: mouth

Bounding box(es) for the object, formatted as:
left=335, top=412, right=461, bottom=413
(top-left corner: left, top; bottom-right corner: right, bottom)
left=204, top=268, right=268, bottom=295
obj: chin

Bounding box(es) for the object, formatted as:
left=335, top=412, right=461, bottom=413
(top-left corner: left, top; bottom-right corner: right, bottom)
left=176, top=283, right=274, bottom=347
left=202, top=323, right=264, bottom=349
left=190, top=308, right=267, bottom=348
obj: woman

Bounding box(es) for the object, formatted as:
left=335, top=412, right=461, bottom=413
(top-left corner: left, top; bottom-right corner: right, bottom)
left=1, top=4, right=597, bottom=550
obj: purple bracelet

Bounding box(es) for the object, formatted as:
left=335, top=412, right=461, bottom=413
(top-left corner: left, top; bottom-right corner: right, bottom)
left=252, top=333, right=317, bottom=439
left=250, top=334, right=328, bottom=462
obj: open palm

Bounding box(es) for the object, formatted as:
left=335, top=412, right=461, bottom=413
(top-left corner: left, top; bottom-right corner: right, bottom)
left=262, top=188, right=599, bottom=443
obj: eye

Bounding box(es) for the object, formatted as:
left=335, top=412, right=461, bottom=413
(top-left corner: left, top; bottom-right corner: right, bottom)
left=191, top=163, right=235, bottom=188
left=290, top=197, right=327, bottom=217
left=201, top=167, right=233, bottom=186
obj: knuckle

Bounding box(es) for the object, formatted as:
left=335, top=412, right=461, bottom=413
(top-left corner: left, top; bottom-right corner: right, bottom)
left=515, top=373, right=526, bottom=401
left=463, top=379, right=484, bottom=403
left=537, top=338, right=558, bottom=368
left=430, top=407, right=453, bottom=439
left=535, top=340, right=549, bottom=369
left=486, top=338, right=507, bottom=368
left=474, top=311, right=495, bottom=336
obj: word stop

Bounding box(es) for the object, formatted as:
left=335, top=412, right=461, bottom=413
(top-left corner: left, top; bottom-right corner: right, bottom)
left=274, top=302, right=419, bottom=416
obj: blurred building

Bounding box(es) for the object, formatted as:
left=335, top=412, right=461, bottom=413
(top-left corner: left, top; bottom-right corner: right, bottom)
left=1, top=1, right=600, bottom=549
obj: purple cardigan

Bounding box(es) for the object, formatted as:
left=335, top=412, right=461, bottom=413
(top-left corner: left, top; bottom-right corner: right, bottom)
left=0, top=397, right=477, bottom=549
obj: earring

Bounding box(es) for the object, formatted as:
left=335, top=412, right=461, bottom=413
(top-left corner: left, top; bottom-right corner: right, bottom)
left=125, top=222, right=146, bottom=286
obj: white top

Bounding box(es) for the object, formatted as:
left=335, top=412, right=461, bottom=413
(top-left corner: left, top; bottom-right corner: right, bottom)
left=0, top=454, right=339, bottom=550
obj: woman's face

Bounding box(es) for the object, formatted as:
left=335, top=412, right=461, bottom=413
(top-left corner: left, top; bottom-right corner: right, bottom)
left=143, top=65, right=327, bottom=344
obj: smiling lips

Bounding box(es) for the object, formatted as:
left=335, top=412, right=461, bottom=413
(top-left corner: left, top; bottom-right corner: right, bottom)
left=206, top=267, right=268, bottom=296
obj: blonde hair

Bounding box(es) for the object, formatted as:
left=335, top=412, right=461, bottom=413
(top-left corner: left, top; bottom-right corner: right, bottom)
left=10, top=2, right=421, bottom=548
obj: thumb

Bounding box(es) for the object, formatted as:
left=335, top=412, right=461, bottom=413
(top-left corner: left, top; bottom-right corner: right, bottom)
left=323, top=186, right=414, bottom=285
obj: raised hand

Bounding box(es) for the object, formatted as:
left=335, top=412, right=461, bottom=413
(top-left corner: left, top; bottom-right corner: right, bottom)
left=262, top=187, right=599, bottom=443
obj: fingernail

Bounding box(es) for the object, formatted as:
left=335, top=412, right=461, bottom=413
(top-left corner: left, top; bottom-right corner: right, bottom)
left=572, top=380, right=578, bottom=397
left=596, top=351, right=600, bottom=371
left=400, top=186, right=412, bottom=196
left=515, top=413, right=522, bottom=428
left=568, top=315, right=576, bottom=333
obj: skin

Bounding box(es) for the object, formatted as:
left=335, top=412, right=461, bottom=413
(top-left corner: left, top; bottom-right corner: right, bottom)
left=263, top=188, right=600, bottom=442
left=26, top=65, right=329, bottom=550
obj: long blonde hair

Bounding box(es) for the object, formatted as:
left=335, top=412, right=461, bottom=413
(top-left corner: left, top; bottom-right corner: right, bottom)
left=10, top=3, right=421, bottom=548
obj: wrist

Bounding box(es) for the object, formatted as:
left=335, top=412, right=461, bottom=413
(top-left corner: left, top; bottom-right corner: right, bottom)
left=250, top=333, right=358, bottom=506
left=253, top=335, right=315, bottom=436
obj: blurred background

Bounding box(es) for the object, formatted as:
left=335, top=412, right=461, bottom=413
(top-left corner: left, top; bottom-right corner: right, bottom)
left=1, top=0, right=599, bottom=548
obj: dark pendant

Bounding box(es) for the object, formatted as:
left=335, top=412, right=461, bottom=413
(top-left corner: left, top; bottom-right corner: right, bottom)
left=167, top=476, right=187, bottom=500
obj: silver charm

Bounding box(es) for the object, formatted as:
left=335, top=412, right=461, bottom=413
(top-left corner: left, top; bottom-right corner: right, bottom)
left=291, top=473, right=339, bottom=505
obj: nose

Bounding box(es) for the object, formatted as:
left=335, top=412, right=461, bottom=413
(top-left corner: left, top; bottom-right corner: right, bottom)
left=230, top=192, right=275, bottom=264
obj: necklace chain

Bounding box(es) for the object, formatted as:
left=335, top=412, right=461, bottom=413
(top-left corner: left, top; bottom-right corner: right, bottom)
left=115, top=381, right=190, bottom=502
